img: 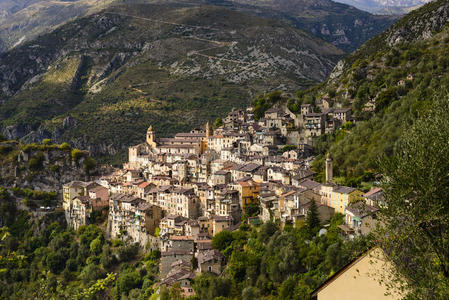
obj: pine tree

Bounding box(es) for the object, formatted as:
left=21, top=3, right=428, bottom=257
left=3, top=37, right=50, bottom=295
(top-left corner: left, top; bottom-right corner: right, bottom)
left=305, top=200, right=321, bottom=236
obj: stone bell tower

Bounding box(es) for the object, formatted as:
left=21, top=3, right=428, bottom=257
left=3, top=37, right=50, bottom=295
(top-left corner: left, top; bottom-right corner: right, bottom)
left=325, top=152, right=333, bottom=183
left=206, top=121, right=211, bottom=138
left=146, top=125, right=157, bottom=148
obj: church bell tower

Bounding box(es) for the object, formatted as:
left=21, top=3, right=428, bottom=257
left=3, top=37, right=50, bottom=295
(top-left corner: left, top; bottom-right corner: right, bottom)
left=146, top=125, right=156, bottom=148
left=325, top=152, right=333, bottom=183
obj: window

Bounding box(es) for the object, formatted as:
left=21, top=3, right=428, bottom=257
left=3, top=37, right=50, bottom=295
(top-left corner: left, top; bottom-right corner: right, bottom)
left=208, top=266, right=212, bottom=272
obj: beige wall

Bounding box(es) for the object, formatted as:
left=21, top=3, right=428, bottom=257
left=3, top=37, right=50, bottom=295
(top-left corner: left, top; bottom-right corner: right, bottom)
left=316, top=248, right=403, bottom=300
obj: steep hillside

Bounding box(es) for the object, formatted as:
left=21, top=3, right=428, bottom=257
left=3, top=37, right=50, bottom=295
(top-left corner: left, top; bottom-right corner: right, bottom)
left=159, top=0, right=398, bottom=52
left=0, top=3, right=344, bottom=161
left=289, top=0, right=449, bottom=180
left=0, top=0, right=397, bottom=54
left=0, top=0, right=112, bottom=51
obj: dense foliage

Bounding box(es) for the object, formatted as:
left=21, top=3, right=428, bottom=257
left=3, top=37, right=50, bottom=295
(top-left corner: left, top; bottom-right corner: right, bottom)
left=377, top=96, right=449, bottom=298
left=0, top=191, right=160, bottom=299
left=307, top=15, right=449, bottom=183
left=191, top=215, right=373, bottom=300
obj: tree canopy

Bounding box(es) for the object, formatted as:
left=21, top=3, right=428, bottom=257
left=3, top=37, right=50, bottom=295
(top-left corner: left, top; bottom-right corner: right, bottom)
left=378, top=96, right=449, bottom=298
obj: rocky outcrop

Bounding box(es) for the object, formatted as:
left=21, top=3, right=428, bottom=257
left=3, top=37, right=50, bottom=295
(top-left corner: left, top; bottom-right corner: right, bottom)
left=385, top=0, right=449, bottom=46
left=0, top=141, right=105, bottom=192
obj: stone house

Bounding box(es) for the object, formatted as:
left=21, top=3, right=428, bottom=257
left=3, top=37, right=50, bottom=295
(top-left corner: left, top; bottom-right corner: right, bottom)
left=107, top=193, right=162, bottom=247
left=259, top=190, right=278, bottom=222
left=212, top=170, right=231, bottom=185
left=363, top=187, right=385, bottom=207
left=304, top=112, right=325, bottom=139
left=160, top=260, right=195, bottom=298
left=62, top=181, right=98, bottom=214
left=160, top=249, right=194, bottom=277
left=63, top=181, right=101, bottom=226
left=298, top=200, right=335, bottom=224
left=136, top=181, right=155, bottom=199
left=332, top=108, right=352, bottom=123
left=212, top=215, right=233, bottom=235
left=198, top=249, right=224, bottom=274
left=160, top=215, right=186, bottom=236
left=67, top=196, right=90, bottom=230
left=198, top=216, right=213, bottom=236
left=267, top=166, right=291, bottom=185
left=345, top=202, right=379, bottom=236
left=88, top=185, right=109, bottom=209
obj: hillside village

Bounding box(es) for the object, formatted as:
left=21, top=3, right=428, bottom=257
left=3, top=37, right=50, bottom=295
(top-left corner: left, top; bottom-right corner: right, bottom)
left=62, top=101, right=382, bottom=296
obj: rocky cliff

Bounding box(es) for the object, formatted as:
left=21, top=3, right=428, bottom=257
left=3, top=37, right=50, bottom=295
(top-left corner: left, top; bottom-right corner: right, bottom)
left=0, top=140, right=103, bottom=191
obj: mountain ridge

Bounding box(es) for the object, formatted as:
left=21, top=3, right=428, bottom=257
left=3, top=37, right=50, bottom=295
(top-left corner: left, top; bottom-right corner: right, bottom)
left=333, top=0, right=431, bottom=14
left=0, top=0, right=398, bottom=54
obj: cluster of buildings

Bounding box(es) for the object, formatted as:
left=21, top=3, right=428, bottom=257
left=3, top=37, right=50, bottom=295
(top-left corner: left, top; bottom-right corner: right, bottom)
left=62, top=104, right=383, bottom=295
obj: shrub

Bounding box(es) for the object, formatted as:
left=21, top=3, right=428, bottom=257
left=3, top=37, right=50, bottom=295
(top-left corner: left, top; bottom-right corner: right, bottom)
left=112, top=239, right=123, bottom=247
left=59, top=142, right=71, bottom=151
left=46, top=251, right=66, bottom=274
left=28, top=153, right=44, bottom=170
left=117, top=270, right=142, bottom=296
left=71, top=149, right=84, bottom=161
left=83, top=157, right=97, bottom=172
left=211, top=231, right=234, bottom=251
left=117, top=243, right=139, bottom=262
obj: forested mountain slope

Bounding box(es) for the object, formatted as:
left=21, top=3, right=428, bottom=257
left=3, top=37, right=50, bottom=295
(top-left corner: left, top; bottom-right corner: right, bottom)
left=292, top=0, right=449, bottom=180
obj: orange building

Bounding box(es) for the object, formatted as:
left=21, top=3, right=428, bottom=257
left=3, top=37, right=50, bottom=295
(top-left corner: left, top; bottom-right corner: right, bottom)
left=237, top=179, right=261, bottom=213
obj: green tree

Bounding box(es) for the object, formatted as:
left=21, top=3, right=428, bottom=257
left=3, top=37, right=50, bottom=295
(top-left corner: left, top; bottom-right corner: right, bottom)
left=258, top=221, right=277, bottom=243
left=211, top=231, right=234, bottom=251
left=193, top=273, right=231, bottom=300
left=46, top=251, right=66, bottom=274
left=213, top=117, right=224, bottom=128
left=245, top=203, right=260, bottom=217
left=79, top=263, right=107, bottom=284
left=117, top=270, right=141, bottom=296
left=100, top=244, right=114, bottom=269
left=90, top=237, right=103, bottom=255
left=117, top=243, right=139, bottom=262
left=83, top=157, right=97, bottom=173
left=378, top=96, right=449, bottom=298
left=305, top=200, right=321, bottom=236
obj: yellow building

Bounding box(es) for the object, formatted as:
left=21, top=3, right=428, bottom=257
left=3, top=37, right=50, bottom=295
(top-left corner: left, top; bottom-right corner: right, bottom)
left=62, top=181, right=96, bottom=211
left=330, top=186, right=363, bottom=214
left=237, top=179, right=260, bottom=212
left=311, top=247, right=404, bottom=300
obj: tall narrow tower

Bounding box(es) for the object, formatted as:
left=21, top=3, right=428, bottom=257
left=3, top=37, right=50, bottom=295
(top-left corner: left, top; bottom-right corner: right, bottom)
left=206, top=121, right=211, bottom=139
left=325, top=152, right=333, bottom=183
left=146, top=125, right=156, bottom=148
